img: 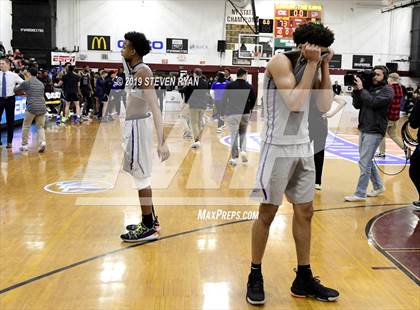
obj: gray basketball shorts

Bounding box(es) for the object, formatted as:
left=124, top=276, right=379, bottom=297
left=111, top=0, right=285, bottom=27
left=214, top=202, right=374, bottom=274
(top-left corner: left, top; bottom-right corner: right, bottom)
left=122, top=114, right=153, bottom=189
left=251, top=142, right=315, bottom=206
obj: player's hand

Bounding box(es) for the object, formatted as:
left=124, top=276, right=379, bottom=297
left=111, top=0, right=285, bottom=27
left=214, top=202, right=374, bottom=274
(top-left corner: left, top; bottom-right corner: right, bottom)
left=302, top=43, right=321, bottom=63
left=321, top=48, right=334, bottom=65
left=322, top=112, right=332, bottom=119
left=354, top=76, right=363, bottom=90
left=158, top=143, right=170, bottom=162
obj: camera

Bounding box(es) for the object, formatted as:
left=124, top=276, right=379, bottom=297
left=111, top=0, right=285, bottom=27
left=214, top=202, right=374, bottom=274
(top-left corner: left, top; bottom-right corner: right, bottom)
left=344, top=69, right=374, bottom=89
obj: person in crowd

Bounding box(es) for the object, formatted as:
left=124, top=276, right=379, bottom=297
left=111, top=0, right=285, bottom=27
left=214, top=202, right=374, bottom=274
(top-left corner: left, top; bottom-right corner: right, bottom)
left=14, top=67, right=47, bottom=153
left=408, top=98, right=420, bottom=209
left=376, top=73, right=405, bottom=158
left=211, top=72, right=228, bottom=132
left=221, top=67, right=256, bottom=165
left=0, top=58, right=24, bottom=148
left=332, top=80, right=342, bottom=95
left=344, top=66, right=394, bottom=202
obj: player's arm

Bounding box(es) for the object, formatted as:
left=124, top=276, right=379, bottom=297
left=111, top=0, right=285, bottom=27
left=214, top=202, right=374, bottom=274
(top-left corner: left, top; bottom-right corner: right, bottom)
left=14, top=80, right=29, bottom=96
left=323, top=95, right=347, bottom=118
left=313, top=49, right=334, bottom=113
left=136, top=67, right=170, bottom=162
left=268, top=45, right=319, bottom=112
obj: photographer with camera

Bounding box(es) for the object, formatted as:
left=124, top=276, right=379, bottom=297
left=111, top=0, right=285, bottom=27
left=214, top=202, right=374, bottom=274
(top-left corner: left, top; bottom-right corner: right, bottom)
left=345, top=66, right=394, bottom=202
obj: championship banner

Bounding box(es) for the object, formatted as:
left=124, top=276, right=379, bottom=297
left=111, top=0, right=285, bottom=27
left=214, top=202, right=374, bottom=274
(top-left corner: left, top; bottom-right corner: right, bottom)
left=225, top=1, right=256, bottom=50
left=51, top=52, right=76, bottom=66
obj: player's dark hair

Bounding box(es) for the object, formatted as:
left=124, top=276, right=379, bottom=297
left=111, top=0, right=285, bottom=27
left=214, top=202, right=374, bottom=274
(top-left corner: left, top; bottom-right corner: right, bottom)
left=293, top=22, right=334, bottom=47
left=124, top=31, right=151, bottom=57
left=237, top=68, right=247, bottom=77
left=29, top=67, right=38, bottom=76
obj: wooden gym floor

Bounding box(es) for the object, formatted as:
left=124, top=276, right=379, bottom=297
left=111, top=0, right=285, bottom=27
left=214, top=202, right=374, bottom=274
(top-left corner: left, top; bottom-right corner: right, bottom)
left=0, top=101, right=419, bottom=309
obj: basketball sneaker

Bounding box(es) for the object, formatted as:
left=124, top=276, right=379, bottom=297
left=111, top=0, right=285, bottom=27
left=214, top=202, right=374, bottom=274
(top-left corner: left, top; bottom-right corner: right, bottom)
left=38, top=142, right=46, bottom=153
left=55, top=115, right=61, bottom=125
left=367, top=187, right=386, bottom=197
left=290, top=269, right=339, bottom=302
left=246, top=271, right=265, bottom=305
left=120, top=223, right=159, bottom=242
left=240, top=151, right=248, bottom=163
left=412, top=201, right=420, bottom=210
left=126, top=217, right=161, bottom=232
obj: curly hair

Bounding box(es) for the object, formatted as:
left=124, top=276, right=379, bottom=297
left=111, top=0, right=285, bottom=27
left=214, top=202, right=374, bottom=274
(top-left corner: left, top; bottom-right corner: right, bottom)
left=124, top=31, right=151, bottom=57
left=293, top=22, right=335, bottom=47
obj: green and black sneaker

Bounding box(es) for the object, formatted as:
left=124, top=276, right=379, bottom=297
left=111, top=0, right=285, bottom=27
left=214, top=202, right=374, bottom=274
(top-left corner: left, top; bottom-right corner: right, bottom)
left=126, top=217, right=161, bottom=232
left=120, top=223, right=159, bottom=243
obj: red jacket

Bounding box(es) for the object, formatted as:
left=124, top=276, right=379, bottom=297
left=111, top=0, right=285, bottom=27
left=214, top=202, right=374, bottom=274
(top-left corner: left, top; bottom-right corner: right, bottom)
left=388, top=83, right=403, bottom=121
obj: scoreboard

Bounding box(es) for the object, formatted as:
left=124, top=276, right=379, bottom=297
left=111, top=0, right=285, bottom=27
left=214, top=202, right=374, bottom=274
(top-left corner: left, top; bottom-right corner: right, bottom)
left=274, top=4, right=322, bottom=39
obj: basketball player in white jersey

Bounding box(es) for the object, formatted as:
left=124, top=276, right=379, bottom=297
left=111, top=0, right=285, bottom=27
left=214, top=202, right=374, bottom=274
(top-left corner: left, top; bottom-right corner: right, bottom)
left=119, top=32, right=170, bottom=242
left=247, top=23, right=339, bottom=304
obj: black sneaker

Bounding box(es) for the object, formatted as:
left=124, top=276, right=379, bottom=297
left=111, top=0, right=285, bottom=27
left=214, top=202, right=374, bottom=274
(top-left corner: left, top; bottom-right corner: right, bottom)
left=126, top=217, right=161, bottom=232
left=412, top=201, right=420, bottom=210
left=120, top=223, right=159, bottom=243
left=246, top=271, right=265, bottom=305
left=290, top=269, right=339, bottom=302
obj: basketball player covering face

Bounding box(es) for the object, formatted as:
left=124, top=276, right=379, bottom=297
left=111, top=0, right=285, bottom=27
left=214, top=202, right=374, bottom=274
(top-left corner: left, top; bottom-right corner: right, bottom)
left=119, top=32, right=170, bottom=242
left=247, top=23, right=339, bottom=304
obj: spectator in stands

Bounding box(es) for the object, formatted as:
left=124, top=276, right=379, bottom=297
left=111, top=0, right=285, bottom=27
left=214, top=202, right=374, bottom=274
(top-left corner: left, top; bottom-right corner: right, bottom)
left=0, top=41, right=6, bottom=58
left=224, top=68, right=232, bottom=82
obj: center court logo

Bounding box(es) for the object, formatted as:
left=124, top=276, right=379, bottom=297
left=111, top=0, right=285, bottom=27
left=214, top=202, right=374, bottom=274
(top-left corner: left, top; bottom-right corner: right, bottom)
left=44, top=180, right=113, bottom=194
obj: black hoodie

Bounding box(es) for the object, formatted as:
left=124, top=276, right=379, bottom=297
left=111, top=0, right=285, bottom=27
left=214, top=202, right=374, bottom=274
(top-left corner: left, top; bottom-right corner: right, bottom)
left=352, top=83, right=394, bottom=136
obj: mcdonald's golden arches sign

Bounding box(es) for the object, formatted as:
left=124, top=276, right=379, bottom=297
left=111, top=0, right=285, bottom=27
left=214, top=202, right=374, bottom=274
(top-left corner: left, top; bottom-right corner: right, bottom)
left=87, top=35, right=111, bottom=51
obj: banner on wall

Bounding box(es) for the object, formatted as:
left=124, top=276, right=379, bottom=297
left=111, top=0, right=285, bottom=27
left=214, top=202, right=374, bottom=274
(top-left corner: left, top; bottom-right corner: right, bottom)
left=329, top=54, right=342, bottom=69
left=352, top=55, right=373, bottom=69
left=225, top=1, right=255, bottom=24
left=166, top=38, right=188, bottom=54
left=116, top=38, right=165, bottom=54
left=225, top=1, right=256, bottom=50
left=87, top=35, right=111, bottom=51
left=51, top=52, right=77, bottom=66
